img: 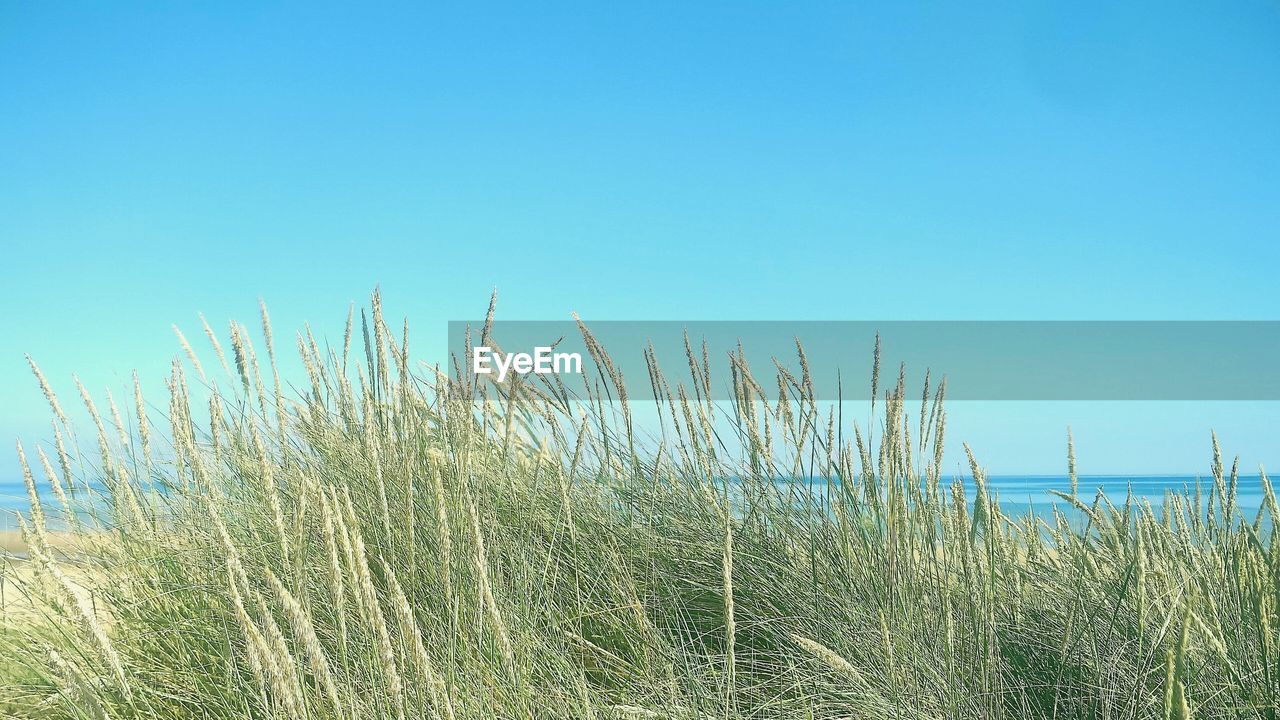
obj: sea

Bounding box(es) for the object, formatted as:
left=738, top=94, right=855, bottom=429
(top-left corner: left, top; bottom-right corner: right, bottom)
left=1, top=474, right=1269, bottom=531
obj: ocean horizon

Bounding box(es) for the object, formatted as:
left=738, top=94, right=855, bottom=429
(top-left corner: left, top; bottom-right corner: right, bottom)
left=3, top=473, right=1268, bottom=531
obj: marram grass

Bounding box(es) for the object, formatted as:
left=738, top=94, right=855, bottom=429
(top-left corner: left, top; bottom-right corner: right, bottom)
left=2, top=292, right=1278, bottom=719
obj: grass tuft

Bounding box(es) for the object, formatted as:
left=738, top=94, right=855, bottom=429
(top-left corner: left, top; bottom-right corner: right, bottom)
left=3, top=292, right=1278, bottom=719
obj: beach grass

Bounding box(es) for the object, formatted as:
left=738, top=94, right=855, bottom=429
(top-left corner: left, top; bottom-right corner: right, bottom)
left=2, top=292, right=1277, bottom=719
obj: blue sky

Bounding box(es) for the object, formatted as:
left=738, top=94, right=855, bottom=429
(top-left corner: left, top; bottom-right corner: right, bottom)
left=2, top=2, right=1278, bottom=475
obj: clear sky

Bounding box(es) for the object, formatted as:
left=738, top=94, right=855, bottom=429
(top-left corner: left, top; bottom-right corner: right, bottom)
left=3, top=2, right=1278, bottom=475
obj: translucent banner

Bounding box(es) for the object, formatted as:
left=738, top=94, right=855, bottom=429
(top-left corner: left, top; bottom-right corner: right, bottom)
left=446, top=321, right=1280, bottom=401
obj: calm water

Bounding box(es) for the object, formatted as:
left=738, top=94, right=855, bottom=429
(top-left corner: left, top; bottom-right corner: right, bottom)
left=2, top=474, right=1268, bottom=530
left=977, top=474, right=1266, bottom=517
left=794, top=474, right=1269, bottom=520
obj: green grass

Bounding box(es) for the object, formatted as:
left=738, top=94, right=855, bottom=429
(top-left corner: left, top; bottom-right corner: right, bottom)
left=2, top=292, right=1277, bottom=719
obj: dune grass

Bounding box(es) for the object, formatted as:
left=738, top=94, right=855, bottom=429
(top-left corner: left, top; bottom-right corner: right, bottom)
left=2, top=292, right=1278, bottom=719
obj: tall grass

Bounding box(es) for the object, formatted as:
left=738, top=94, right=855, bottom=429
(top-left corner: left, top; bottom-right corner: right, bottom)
left=3, top=292, right=1278, bottom=719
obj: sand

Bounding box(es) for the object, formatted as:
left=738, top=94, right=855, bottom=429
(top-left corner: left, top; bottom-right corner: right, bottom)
left=1, top=529, right=96, bottom=621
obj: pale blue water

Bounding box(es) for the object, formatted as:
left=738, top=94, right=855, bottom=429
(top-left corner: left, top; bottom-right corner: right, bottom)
left=1, top=478, right=107, bottom=530
left=777, top=474, right=1268, bottom=518
left=983, top=474, right=1267, bottom=518
left=1, top=475, right=1267, bottom=530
